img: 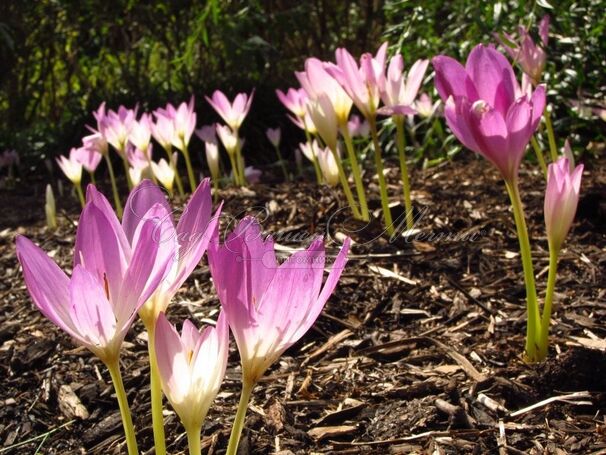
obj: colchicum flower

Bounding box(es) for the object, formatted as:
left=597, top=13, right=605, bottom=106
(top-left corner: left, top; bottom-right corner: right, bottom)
left=16, top=185, right=176, bottom=362
left=56, top=150, right=84, bottom=184
left=206, top=90, right=254, bottom=131
left=208, top=217, right=349, bottom=382
left=325, top=42, right=388, bottom=119
left=155, top=312, right=228, bottom=436
left=378, top=55, right=429, bottom=116
left=497, top=15, right=550, bottom=85
left=544, top=157, right=583, bottom=251
left=209, top=217, right=350, bottom=454
left=266, top=127, right=281, bottom=148
left=433, top=44, right=546, bottom=183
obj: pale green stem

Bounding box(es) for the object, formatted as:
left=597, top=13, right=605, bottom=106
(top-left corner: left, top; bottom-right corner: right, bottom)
left=144, top=321, right=166, bottom=455
left=341, top=126, right=369, bottom=221
left=530, top=136, right=548, bottom=178
left=228, top=152, right=240, bottom=186
left=369, top=117, right=395, bottom=236
left=274, top=145, right=289, bottom=181
left=88, top=171, right=96, bottom=186
left=104, top=154, right=123, bottom=218
left=186, top=425, right=202, bottom=455
left=544, top=109, right=559, bottom=163
left=225, top=381, right=254, bottom=455
left=329, top=144, right=362, bottom=220
left=121, top=151, right=133, bottom=190
left=75, top=182, right=85, bottom=208
left=165, top=146, right=185, bottom=197
left=182, top=144, right=197, bottom=192
left=394, top=116, right=414, bottom=231
left=234, top=136, right=246, bottom=187
left=537, top=244, right=559, bottom=361
left=504, top=179, right=541, bottom=362
left=106, top=358, right=139, bottom=455
left=304, top=128, right=323, bottom=184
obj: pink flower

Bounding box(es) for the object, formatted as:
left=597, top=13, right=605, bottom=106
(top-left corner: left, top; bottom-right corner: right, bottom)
left=414, top=93, right=441, bottom=118
left=122, top=179, right=221, bottom=321
left=206, top=90, right=254, bottom=131
left=432, top=44, right=546, bottom=182
left=129, top=113, right=152, bottom=151
left=244, top=166, right=262, bottom=184
left=347, top=115, right=370, bottom=138
left=126, top=143, right=152, bottom=170
left=15, top=185, right=176, bottom=363
left=82, top=132, right=108, bottom=156
left=266, top=127, right=281, bottom=147
left=496, top=16, right=549, bottom=85
left=56, top=150, right=83, bottom=184
left=151, top=109, right=177, bottom=151
left=98, top=105, right=138, bottom=154
left=378, top=55, right=429, bottom=116
left=72, top=146, right=102, bottom=173
left=195, top=124, right=217, bottom=145
left=155, top=312, right=229, bottom=431
left=544, top=158, right=583, bottom=251
left=296, top=58, right=352, bottom=125
left=208, top=217, right=350, bottom=385
left=171, top=98, right=197, bottom=152
left=276, top=88, right=308, bottom=119
left=325, top=42, right=388, bottom=119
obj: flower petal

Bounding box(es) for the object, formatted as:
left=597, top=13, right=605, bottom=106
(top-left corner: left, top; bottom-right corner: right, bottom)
left=122, top=180, right=172, bottom=244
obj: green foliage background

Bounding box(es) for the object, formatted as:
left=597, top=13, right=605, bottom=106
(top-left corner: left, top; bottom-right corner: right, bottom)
left=0, top=0, right=604, bottom=167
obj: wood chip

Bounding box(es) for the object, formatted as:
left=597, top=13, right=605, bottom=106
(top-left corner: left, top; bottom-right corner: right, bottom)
left=307, top=425, right=357, bottom=441
left=58, top=385, right=89, bottom=420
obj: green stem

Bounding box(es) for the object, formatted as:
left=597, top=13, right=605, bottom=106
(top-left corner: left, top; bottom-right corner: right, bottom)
left=228, top=153, right=240, bottom=186
left=394, top=116, right=414, bottom=231
left=75, top=182, right=85, bottom=208
left=106, top=358, right=139, bottom=455
left=504, top=179, right=541, bottom=362
left=544, top=108, right=559, bottom=163
left=530, top=136, right=548, bottom=178
left=182, top=144, right=197, bottom=192
left=225, top=381, right=254, bottom=455
left=104, top=154, right=123, bottom=218
left=341, top=126, right=369, bottom=221
left=186, top=425, right=202, bottom=455
left=369, top=117, right=395, bottom=236
left=537, top=245, right=559, bottom=361
left=234, top=136, right=246, bottom=187
left=274, top=145, right=289, bottom=181
left=165, top=146, right=185, bottom=197
left=121, top=152, right=133, bottom=190
left=89, top=171, right=96, bottom=186
left=304, top=129, right=323, bottom=184
left=329, top=144, right=362, bottom=220
left=144, top=322, right=166, bottom=455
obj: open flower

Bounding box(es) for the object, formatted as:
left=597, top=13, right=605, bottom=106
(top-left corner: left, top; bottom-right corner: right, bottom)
left=325, top=42, right=388, bottom=119
left=276, top=87, right=308, bottom=119
left=208, top=217, right=350, bottom=386
left=296, top=58, right=353, bottom=126
left=16, top=185, right=176, bottom=363
left=56, top=151, right=83, bottom=184
left=129, top=113, right=152, bottom=152
left=155, top=312, right=229, bottom=432
left=206, top=90, right=254, bottom=131
left=414, top=93, right=441, bottom=118
left=432, top=44, right=546, bottom=182
left=99, top=105, right=138, bottom=154
left=378, top=55, right=429, bottom=116
left=544, top=158, right=583, bottom=251
left=72, top=146, right=102, bottom=173
left=496, top=16, right=550, bottom=85
left=122, top=178, right=221, bottom=322
left=151, top=158, right=176, bottom=195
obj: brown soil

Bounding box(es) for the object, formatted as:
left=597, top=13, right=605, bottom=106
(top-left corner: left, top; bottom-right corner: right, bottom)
left=1, top=153, right=605, bottom=454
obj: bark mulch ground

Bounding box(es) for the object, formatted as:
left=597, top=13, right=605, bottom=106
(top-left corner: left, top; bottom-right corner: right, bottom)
left=1, top=154, right=605, bottom=454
